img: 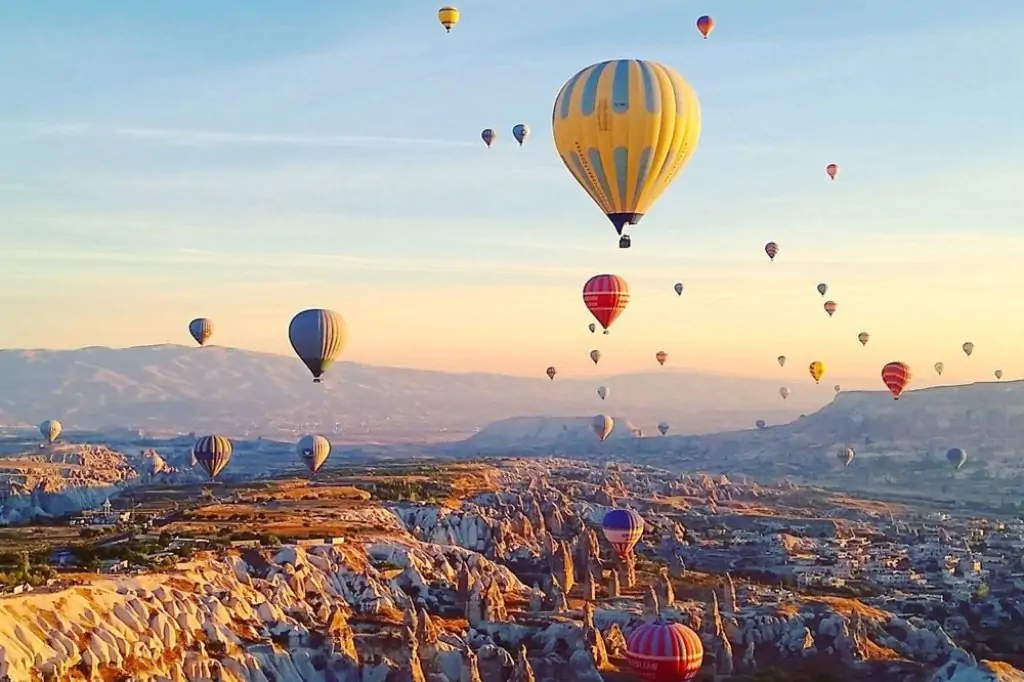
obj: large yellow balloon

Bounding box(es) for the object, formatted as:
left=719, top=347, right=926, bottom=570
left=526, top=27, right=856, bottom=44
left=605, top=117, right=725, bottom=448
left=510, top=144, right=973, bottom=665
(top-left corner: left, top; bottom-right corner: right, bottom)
left=552, top=59, right=701, bottom=246
left=437, top=6, right=459, bottom=32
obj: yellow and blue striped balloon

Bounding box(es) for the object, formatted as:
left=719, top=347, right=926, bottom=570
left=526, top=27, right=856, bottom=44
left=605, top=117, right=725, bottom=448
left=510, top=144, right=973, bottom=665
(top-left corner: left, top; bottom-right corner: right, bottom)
left=552, top=59, right=701, bottom=244
left=193, top=435, right=233, bottom=480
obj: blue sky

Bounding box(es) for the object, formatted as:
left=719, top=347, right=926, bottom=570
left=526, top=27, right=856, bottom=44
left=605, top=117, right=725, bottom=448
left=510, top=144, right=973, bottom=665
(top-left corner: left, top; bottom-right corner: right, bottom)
left=1, top=0, right=1023, bottom=383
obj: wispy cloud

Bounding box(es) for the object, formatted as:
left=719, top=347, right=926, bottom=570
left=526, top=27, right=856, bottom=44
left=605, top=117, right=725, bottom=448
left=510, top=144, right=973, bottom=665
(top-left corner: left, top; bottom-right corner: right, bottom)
left=0, top=121, right=476, bottom=149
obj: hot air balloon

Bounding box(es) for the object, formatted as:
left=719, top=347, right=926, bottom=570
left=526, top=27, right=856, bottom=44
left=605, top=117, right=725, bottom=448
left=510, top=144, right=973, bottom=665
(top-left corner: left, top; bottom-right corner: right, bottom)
left=583, top=274, right=630, bottom=333
left=602, top=507, right=644, bottom=558
left=674, top=282, right=684, bottom=296
left=481, top=128, right=496, bottom=147
left=552, top=60, right=701, bottom=249
left=881, top=361, right=911, bottom=400
left=39, top=419, right=61, bottom=445
left=824, top=300, right=837, bottom=317
left=826, top=163, right=838, bottom=180
left=837, top=447, right=855, bottom=467
left=632, top=428, right=643, bottom=440
left=546, top=366, right=557, bottom=381
left=297, top=434, right=331, bottom=475
left=658, top=422, right=669, bottom=435
left=193, top=435, right=232, bottom=480
left=962, top=342, right=974, bottom=357
left=696, top=15, right=714, bottom=38
left=779, top=386, right=790, bottom=400
left=588, top=323, right=597, bottom=334
left=764, top=241, right=779, bottom=262
left=755, top=419, right=766, bottom=430
left=289, top=309, right=348, bottom=383
left=995, top=369, right=1003, bottom=380
left=777, top=355, right=787, bottom=367
left=592, top=414, right=614, bottom=442
left=655, top=351, right=667, bottom=366
left=816, top=283, right=828, bottom=297
left=834, top=384, right=841, bottom=393
left=437, top=6, right=459, bottom=32
left=188, top=317, right=213, bottom=346
left=858, top=332, right=870, bottom=346
left=809, top=361, right=825, bottom=383
left=597, top=385, right=608, bottom=401
left=590, top=349, right=601, bottom=365
left=934, top=362, right=944, bottom=376
left=512, top=124, right=529, bottom=146
left=626, top=619, right=703, bottom=682
left=946, top=447, right=967, bottom=470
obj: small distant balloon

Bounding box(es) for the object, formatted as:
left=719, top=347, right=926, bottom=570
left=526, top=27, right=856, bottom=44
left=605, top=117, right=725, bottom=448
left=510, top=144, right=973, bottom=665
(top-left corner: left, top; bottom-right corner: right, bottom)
left=808, top=361, right=825, bottom=383
left=764, top=241, right=779, bottom=262
left=779, top=386, right=790, bottom=400
left=881, top=361, right=911, bottom=400
left=481, top=128, right=496, bottom=147
left=590, top=349, right=601, bottom=365
left=546, top=366, right=557, bottom=381
left=816, top=283, right=828, bottom=297
left=39, top=419, right=62, bottom=445
left=188, top=318, right=213, bottom=346
left=512, top=123, right=529, bottom=146
left=826, top=163, right=839, bottom=180
left=437, top=5, right=459, bottom=32
left=858, top=332, right=870, bottom=346
left=755, top=419, right=766, bottom=430
left=597, top=385, right=608, bottom=401
left=777, top=355, right=787, bottom=367
left=995, top=369, right=1003, bottom=380
left=592, top=414, right=613, bottom=442
left=655, top=350, right=667, bottom=366
left=658, top=422, right=669, bottom=436
left=824, top=300, right=837, bottom=317
left=696, top=15, right=714, bottom=38
left=962, top=341, right=974, bottom=357
left=674, top=282, right=684, bottom=296
left=297, top=434, right=331, bottom=475
left=834, top=384, right=841, bottom=393
left=837, top=447, right=855, bottom=467
left=193, top=435, right=232, bottom=480
left=588, top=323, right=596, bottom=334
left=946, top=447, right=967, bottom=470
left=934, top=362, right=945, bottom=376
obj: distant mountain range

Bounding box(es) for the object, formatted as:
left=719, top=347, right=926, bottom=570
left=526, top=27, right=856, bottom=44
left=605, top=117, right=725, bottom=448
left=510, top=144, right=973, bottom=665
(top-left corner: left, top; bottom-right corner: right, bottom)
left=0, top=344, right=827, bottom=440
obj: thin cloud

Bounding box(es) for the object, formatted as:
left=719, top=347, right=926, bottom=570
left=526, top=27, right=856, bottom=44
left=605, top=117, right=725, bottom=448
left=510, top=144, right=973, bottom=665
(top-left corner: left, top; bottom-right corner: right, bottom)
left=0, top=120, right=476, bottom=149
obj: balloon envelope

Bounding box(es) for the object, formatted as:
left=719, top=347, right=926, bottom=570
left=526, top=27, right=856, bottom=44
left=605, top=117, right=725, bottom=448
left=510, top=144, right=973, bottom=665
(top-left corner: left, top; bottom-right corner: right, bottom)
left=297, top=434, right=331, bottom=474
left=590, top=349, right=601, bottom=365
left=188, top=318, right=213, bottom=346
left=39, top=419, right=62, bottom=444
left=765, top=242, right=779, bottom=261
left=602, top=508, right=644, bottom=557
left=779, top=386, right=790, bottom=400
left=777, top=355, right=786, bottom=367
left=592, top=414, right=613, bottom=441
left=824, top=300, right=837, bottom=316
left=288, top=309, right=348, bottom=383
left=658, top=422, right=669, bottom=435
left=837, top=447, right=855, bottom=467
left=934, top=362, right=944, bottom=376
left=546, top=366, right=557, bottom=380
left=193, top=435, right=232, bottom=480
left=696, top=15, right=714, bottom=38
left=858, top=332, right=870, bottom=346
left=808, top=361, right=825, bottom=383
left=481, top=128, right=496, bottom=147
left=437, top=6, right=459, bottom=32
left=655, top=351, right=667, bottom=366
left=674, top=282, right=683, bottom=296
left=512, top=123, right=529, bottom=145
left=881, top=362, right=911, bottom=400
left=962, top=342, right=974, bottom=356
left=826, top=163, right=838, bottom=179
left=552, top=60, right=701, bottom=242
left=597, top=385, right=608, bottom=400
left=816, top=283, right=827, bottom=296
left=626, top=619, right=703, bottom=682
left=583, top=274, right=630, bottom=331
left=755, top=419, right=766, bottom=429
left=946, top=447, right=967, bottom=470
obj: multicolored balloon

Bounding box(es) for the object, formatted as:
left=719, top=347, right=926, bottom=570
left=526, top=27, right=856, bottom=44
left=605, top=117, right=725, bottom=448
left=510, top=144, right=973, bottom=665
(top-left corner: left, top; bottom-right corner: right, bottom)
left=592, top=414, right=614, bottom=441
left=809, top=361, right=825, bottom=383
left=546, top=366, right=557, bottom=381
left=552, top=60, right=701, bottom=248
left=583, top=274, right=630, bottom=333
left=626, top=619, right=704, bottom=682
left=764, top=241, right=779, bottom=262
left=824, top=300, right=837, bottom=317
left=602, top=507, right=644, bottom=558
left=826, top=163, right=839, bottom=180
left=437, top=5, right=459, bottom=32
left=288, top=308, right=348, bottom=383
left=858, top=332, right=870, bottom=346
left=512, top=124, right=529, bottom=146
left=188, top=318, right=213, bottom=346
left=696, top=15, right=714, bottom=38
left=297, top=434, right=331, bottom=475
left=881, top=361, right=911, bottom=400
left=193, top=435, right=232, bottom=480
left=655, top=351, right=667, bottom=366
left=481, top=128, right=496, bottom=147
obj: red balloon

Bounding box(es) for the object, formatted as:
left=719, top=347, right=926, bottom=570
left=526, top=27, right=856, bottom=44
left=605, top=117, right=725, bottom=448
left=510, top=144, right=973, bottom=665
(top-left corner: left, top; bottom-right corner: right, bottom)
left=826, top=163, right=839, bottom=179
left=696, top=15, right=714, bottom=38
left=583, top=274, right=630, bottom=332
left=626, top=620, right=704, bottom=682
left=881, top=361, right=911, bottom=400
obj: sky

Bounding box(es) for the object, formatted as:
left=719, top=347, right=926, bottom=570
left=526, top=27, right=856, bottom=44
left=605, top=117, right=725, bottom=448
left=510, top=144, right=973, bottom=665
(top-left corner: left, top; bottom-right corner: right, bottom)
left=1, top=0, right=1023, bottom=384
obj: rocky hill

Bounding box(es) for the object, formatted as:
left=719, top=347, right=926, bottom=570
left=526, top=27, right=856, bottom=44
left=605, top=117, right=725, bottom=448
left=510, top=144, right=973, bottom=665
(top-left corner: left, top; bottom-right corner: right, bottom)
left=0, top=344, right=826, bottom=440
